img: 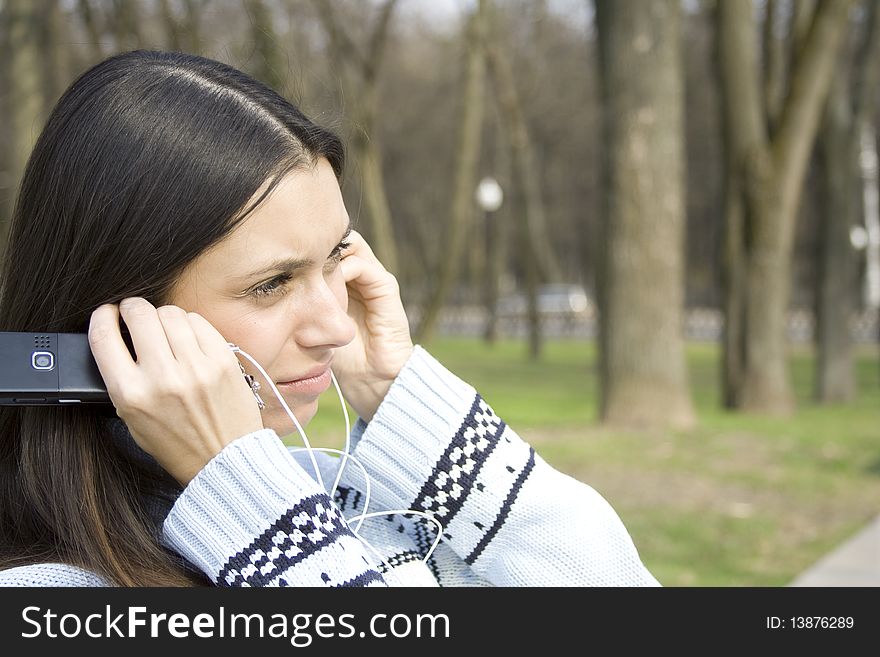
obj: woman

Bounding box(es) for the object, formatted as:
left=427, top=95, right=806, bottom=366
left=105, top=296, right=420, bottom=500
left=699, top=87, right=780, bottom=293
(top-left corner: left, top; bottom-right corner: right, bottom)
left=0, top=50, right=658, bottom=587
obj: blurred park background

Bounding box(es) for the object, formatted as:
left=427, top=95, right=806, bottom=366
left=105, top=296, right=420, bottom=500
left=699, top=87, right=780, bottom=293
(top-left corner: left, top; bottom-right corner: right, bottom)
left=1, top=0, right=879, bottom=586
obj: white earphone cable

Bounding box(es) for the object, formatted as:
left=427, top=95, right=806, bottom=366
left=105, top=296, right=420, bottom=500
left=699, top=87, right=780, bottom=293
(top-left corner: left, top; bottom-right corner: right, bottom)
left=327, top=371, right=352, bottom=499
left=230, top=344, right=445, bottom=579
left=229, top=345, right=326, bottom=492
left=289, top=446, right=372, bottom=534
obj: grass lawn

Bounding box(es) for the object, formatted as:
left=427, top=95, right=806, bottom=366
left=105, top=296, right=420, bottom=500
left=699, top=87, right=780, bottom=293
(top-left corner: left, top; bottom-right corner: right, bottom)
left=297, top=338, right=880, bottom=586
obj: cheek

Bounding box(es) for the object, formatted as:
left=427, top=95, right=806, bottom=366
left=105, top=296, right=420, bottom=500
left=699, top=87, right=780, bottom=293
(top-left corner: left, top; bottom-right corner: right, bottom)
left=205, top=309, right=287, bottom=369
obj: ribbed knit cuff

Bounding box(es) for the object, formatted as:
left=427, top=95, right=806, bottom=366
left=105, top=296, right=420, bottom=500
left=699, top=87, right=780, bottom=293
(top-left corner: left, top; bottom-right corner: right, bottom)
left=161, top=428, right=325, bottom=583
left=349, top=345, right=477, bottom=509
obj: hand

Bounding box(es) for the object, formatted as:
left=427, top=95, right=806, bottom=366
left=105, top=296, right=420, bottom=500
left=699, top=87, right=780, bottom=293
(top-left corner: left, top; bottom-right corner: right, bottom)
left=88, top=297, right=265, bottom=486
left=332, top=231, right=414, bottom=421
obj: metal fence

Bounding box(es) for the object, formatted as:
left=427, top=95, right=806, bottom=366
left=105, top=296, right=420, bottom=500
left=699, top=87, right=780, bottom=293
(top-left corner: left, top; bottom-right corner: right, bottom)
left=407, top=306, right=880, bottom=344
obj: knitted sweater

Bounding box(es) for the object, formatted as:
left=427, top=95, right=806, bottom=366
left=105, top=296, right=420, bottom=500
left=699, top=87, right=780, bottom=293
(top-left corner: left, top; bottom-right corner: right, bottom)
left=0, top=346, right=660, bottom=587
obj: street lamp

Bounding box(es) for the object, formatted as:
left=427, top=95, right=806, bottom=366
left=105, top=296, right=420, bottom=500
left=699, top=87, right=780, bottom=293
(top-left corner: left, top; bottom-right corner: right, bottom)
left=476, top=176, right=503, bottom=213
left=476, top=177, right=504, bottom=342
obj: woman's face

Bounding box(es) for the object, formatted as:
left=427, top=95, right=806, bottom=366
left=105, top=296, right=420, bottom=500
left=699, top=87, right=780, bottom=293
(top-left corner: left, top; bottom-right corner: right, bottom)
left=167, top=157, right=356, bottom=436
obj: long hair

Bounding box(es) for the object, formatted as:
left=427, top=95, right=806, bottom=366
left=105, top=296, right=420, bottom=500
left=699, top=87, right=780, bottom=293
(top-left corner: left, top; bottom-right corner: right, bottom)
left=0, top=50, right=345, bottom=586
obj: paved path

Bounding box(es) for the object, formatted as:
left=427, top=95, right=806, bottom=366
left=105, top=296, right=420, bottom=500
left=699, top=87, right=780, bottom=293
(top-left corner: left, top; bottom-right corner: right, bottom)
left=789, top=515, right=880, bottom=586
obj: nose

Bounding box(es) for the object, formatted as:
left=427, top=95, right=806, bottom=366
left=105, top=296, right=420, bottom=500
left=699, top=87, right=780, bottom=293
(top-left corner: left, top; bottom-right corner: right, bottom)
left=293, top=277, right=356, bottom=350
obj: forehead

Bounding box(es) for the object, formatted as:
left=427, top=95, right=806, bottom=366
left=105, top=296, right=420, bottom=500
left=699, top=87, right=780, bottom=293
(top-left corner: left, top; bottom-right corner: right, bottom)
left=201, top=159, right=348, bottom=274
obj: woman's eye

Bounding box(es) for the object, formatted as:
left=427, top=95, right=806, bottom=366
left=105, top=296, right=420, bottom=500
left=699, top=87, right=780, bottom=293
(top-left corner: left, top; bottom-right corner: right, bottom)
left=249, top=274, right=291, bottom=299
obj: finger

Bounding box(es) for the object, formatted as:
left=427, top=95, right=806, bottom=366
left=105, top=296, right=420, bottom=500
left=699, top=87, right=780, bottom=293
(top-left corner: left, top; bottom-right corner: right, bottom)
left=156, top=304, right=206, bottom=365
left=184, top=311, right=240, bottom=368
left=344, top=230, right=384, bottom=267
left=339, top=253, right=396, bottom=300
left=88, top=303, right=140, bottom=395
left=117, top=297, right=177, bottom=369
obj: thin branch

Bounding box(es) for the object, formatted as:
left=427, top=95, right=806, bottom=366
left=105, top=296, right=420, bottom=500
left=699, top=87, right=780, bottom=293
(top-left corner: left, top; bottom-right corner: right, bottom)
left=772, top=0, right=854, bottom=175
left=716, top=0, right=770, bottom=160
left=159, top=0, right=183, bottom=51
left=312, top=0, right=365, bottom=70
left=763, top=0, right=786, bottom=133
left=853, top=0, right=880, bottom=123
left=76, top=0, right=104, bottom=62
left=363, top=0, right=400, bottom=81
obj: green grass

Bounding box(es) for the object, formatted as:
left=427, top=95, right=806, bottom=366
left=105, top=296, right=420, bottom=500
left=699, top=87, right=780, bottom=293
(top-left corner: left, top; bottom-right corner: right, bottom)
left=300, top=338, right=880, bottom=586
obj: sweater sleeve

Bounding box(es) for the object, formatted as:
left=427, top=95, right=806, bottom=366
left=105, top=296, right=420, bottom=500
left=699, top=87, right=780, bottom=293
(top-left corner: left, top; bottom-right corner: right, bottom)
left=348, top=346, right=661, bottom=587
left=160, top=429, right=386, bottom=587
left=0, top=563, right=110, bottom=586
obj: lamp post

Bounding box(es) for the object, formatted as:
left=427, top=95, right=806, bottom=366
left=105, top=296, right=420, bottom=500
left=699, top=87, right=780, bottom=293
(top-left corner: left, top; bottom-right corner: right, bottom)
left=476, top=177, right=504, bottom=343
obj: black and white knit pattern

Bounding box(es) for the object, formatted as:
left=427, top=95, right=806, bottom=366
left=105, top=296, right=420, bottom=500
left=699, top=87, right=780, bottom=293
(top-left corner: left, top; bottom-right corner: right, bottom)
left=404, top=392, right=538, bottom=567
left=410, top=396, right=505, bottom=524
left=464, top=446, right=535, bottom=565
left=376, top=550, right=422, bottom=573
left=218, top=493, right=366, bottom=587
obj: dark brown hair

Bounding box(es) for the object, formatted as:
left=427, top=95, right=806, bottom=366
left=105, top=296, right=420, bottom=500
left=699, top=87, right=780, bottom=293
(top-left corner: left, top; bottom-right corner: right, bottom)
left=0, top=50, right=344, bottom=585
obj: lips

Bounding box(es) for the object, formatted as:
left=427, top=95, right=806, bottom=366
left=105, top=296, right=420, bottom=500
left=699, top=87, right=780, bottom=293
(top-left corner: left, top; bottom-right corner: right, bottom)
left=277, top=363, right=331, bottom=384
left=274, top=364, right=333, bottom=398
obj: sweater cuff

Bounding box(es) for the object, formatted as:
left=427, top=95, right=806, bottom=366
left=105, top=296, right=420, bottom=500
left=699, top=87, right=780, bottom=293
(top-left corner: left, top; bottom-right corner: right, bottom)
left=349, top=345, right=478, bottom=509
left=161, top=429, right=329, bottom=583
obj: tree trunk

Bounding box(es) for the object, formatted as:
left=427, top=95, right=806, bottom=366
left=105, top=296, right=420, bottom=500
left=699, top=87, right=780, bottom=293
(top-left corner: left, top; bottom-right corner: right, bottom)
left=350, top=109, right=398, bottom=275
left=863, top=123, right=880, bottom=311
left=183, top=0, right=204, bottom=53
left=483, top=208, right=502, bottom=344
left=740, top=182, right=795, bottom=412
left=485, top=0, right=562, bottom=359
left=484, top=19, right=561, bottom=287
left=595, top=0, right=695, bottom=428
left=716, top=0, right=853, bottom=414
left=38, top=0, right=66, bottom=111
left=111, top=0, right=143, bottom=50
left=159, top=0, right=184, bottom=51
left=720, top=160, right=747, bottom=408
left=244, top=0, right=288, bottom=95
left=0, top=6, right=10, bottom=244
left=312, top=0, right=400, bottom=274
left=76, top=0, right=105, bottom=65
left=415, top=1, right=486, bottom=344
left=814, top=0, right=880, bottom=402
left=1, top=0, right=44, bottom=255
left=763, top=0, right=785, bottom=132
left=483, top=119, right=510, bottom=345
left=815, top=75, right=858, bottom=401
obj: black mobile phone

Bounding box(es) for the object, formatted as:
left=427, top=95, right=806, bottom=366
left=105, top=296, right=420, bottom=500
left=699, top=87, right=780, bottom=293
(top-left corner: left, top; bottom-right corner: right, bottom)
left=0, top=332, right=118, bottom=405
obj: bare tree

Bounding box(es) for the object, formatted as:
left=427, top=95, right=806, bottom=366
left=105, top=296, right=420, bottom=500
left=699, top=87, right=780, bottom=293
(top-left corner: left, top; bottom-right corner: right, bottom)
left=485, top=0, right=565, bottom=358
left=183, top=0, right=206, bottom=53
left=312, top=0, right=400, bottom=274
left=482, top=114, right=510, bottom=345
left=159, top=0, right=184, bottom=51
left=1, top=0, right=45, bottom=254
left=111, top=0, right=144, bottom=51
left=414, top=1, right=487, bottom=345
left=158, top=0, right=208, bottom=54
left=243, top=0, right=288, bottom=94
left=76, top=0, right=106, bottom=64
left=716, top=0, right=853, bottom=414
left=595, top=0, right=695, bottom=428
left=815, top=0, right=880, bottom=401
left=37, top=0, right=68, bottom=110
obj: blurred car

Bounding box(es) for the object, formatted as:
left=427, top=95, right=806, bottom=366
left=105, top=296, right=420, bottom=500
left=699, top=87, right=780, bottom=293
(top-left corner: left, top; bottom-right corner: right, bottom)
left=496, top=284, right=594, bottom=318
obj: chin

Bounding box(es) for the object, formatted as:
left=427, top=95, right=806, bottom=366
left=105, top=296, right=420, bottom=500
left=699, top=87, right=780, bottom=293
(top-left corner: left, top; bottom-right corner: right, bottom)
left=263, top=397, right=319, bottom=436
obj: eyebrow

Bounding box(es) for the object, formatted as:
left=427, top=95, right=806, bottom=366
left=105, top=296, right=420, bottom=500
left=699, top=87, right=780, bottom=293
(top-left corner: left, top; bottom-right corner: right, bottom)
left=241, top=220, right=353, bottom=280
